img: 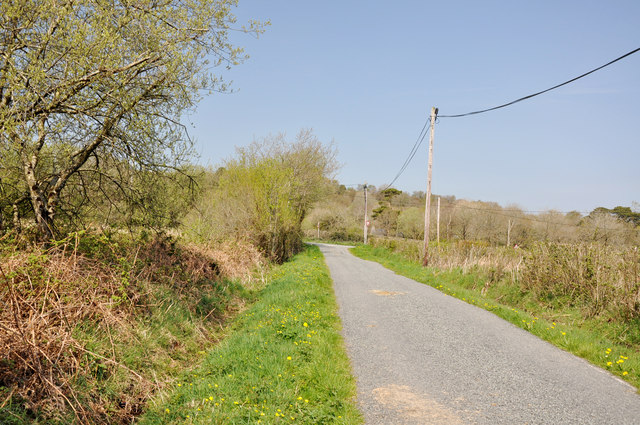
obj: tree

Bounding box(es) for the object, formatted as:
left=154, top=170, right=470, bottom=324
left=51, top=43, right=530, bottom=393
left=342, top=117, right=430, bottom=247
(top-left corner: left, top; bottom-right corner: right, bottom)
left=183, top=130, right=338, bottom=262
left=610, top=206, right=640, bottom=226
left=397, top=207, right=424, bottom=239
left=372, top=188, right=402, bottom=236
left=580, top=211, right=626, bottom=245
left=0, top=0, right=265, bottom=240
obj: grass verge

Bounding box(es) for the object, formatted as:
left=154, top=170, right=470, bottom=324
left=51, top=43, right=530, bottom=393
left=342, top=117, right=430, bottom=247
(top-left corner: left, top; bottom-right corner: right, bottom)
left=139, top=245, right=362, bottom=425
left=351, top=244, right=639, bottom=391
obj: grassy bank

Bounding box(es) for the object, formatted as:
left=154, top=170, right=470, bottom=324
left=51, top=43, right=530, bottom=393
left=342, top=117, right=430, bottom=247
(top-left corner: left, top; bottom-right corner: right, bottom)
left=0, top=232, right=260, bottom=424
left=351, top=243, right=639, bottom=390
left=140, top=245, right=362, bottom=424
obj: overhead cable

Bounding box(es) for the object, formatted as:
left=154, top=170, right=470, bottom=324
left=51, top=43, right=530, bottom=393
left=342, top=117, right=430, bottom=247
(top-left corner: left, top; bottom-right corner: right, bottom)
left=439, top=47, right=640, bottom=118
left=380, top=117, right=432, bottom=191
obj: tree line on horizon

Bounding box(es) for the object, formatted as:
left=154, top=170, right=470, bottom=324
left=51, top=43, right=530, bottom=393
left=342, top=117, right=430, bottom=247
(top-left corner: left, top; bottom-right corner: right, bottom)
left=303, top=185, right=640, bottom=247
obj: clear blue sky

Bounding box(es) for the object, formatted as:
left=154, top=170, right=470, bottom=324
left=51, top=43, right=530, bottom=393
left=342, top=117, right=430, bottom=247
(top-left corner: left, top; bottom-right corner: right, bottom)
left=186, top=0, right=640, bottom=213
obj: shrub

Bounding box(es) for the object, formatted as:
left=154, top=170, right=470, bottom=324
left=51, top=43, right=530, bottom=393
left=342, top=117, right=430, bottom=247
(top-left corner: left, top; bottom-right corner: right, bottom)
left=0, top=231, right=262, bottom=423
left=521, top=242, right=640, bottom=319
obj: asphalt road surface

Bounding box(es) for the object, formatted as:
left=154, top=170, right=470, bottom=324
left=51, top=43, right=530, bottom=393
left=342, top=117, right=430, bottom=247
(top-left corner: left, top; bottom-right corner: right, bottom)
left=316, top=243, right=640, bottom=425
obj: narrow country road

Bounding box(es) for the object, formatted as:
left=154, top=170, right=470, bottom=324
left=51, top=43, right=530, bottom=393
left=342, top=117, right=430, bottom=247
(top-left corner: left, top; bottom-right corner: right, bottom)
left=316, top=243, right=640, bottom=425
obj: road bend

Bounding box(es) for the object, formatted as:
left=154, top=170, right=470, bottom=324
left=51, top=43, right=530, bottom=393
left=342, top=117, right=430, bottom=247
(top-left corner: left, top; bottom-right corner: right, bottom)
left=316, top=243, right=640, bottom=425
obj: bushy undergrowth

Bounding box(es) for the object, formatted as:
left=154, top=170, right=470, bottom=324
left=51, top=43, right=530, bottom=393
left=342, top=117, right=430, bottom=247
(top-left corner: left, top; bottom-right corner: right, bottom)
left=369, top=237, right=640, bottom=322
left=0, top=232, right=264, bottom=424
left=521, top=242, right=640, bottom=319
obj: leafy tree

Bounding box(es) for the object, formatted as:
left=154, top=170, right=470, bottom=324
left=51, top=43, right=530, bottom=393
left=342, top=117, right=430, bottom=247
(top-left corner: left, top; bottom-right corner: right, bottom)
left=371, top=188, right=402, bottom=236
left=610, top=206, right=640, bottom=226
left=183, top=130, right=338, bottom=261
left=0, top=0, right=265, bottom=240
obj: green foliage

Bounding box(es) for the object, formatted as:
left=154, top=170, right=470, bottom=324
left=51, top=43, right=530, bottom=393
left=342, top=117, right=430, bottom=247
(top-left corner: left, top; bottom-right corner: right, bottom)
left=379, top=188, right=402, bottom=202
left=0, top=0, right=266, bottom=239
left=371, top=188, right=403, bottom=236
left=396, top=207, right=424, bottom=239
left=591, top=206, right=640, bottom=226
left=140, top=245, right=362, bottom=425
left=371, top=205, right=386, bottom=219
left=182, top=130, right=338, bottom=262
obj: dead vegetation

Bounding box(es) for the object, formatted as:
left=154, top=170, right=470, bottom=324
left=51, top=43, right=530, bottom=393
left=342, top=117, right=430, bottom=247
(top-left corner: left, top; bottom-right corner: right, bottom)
left=370, top=237, right=640, bottom=320
left=0, top=232, right=265, bottom=424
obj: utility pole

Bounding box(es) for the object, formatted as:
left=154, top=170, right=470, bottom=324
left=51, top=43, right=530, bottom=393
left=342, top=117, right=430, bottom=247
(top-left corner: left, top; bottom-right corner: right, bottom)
left=363, top=184, right=369, bottom=244
left=317, top=221, right=320, bottom=239
left=422, top=107, right=438, bottom=266
left=507, top=219, right=514, bottom=247
left=436, top=196, right=441, bottom=244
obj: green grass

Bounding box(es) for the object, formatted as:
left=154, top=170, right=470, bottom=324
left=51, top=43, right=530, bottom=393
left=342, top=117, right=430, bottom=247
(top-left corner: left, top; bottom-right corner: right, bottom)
left=139, top=245, right=362, bottom=425
left=351, top=244, right=640, bottom=391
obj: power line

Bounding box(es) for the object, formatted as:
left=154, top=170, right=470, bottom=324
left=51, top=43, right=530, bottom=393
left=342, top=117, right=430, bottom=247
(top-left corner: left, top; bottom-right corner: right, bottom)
left=380, top=117, right=432, bottom=191
left=448, top=204, right=585, bottom=227
left=439, top=47, right=640, bottom=118
left=349, top=193, right=593, bottom=215
left=346, top=196, right=612, bottom=229
left=444, top=204, right=632, bottom=233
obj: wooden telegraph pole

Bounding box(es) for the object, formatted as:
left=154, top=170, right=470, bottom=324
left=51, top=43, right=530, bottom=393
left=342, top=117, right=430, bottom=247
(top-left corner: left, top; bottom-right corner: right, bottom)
left=422, top=107, right=438, bottom=266
left=363, top=184, right=368, bottom=244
